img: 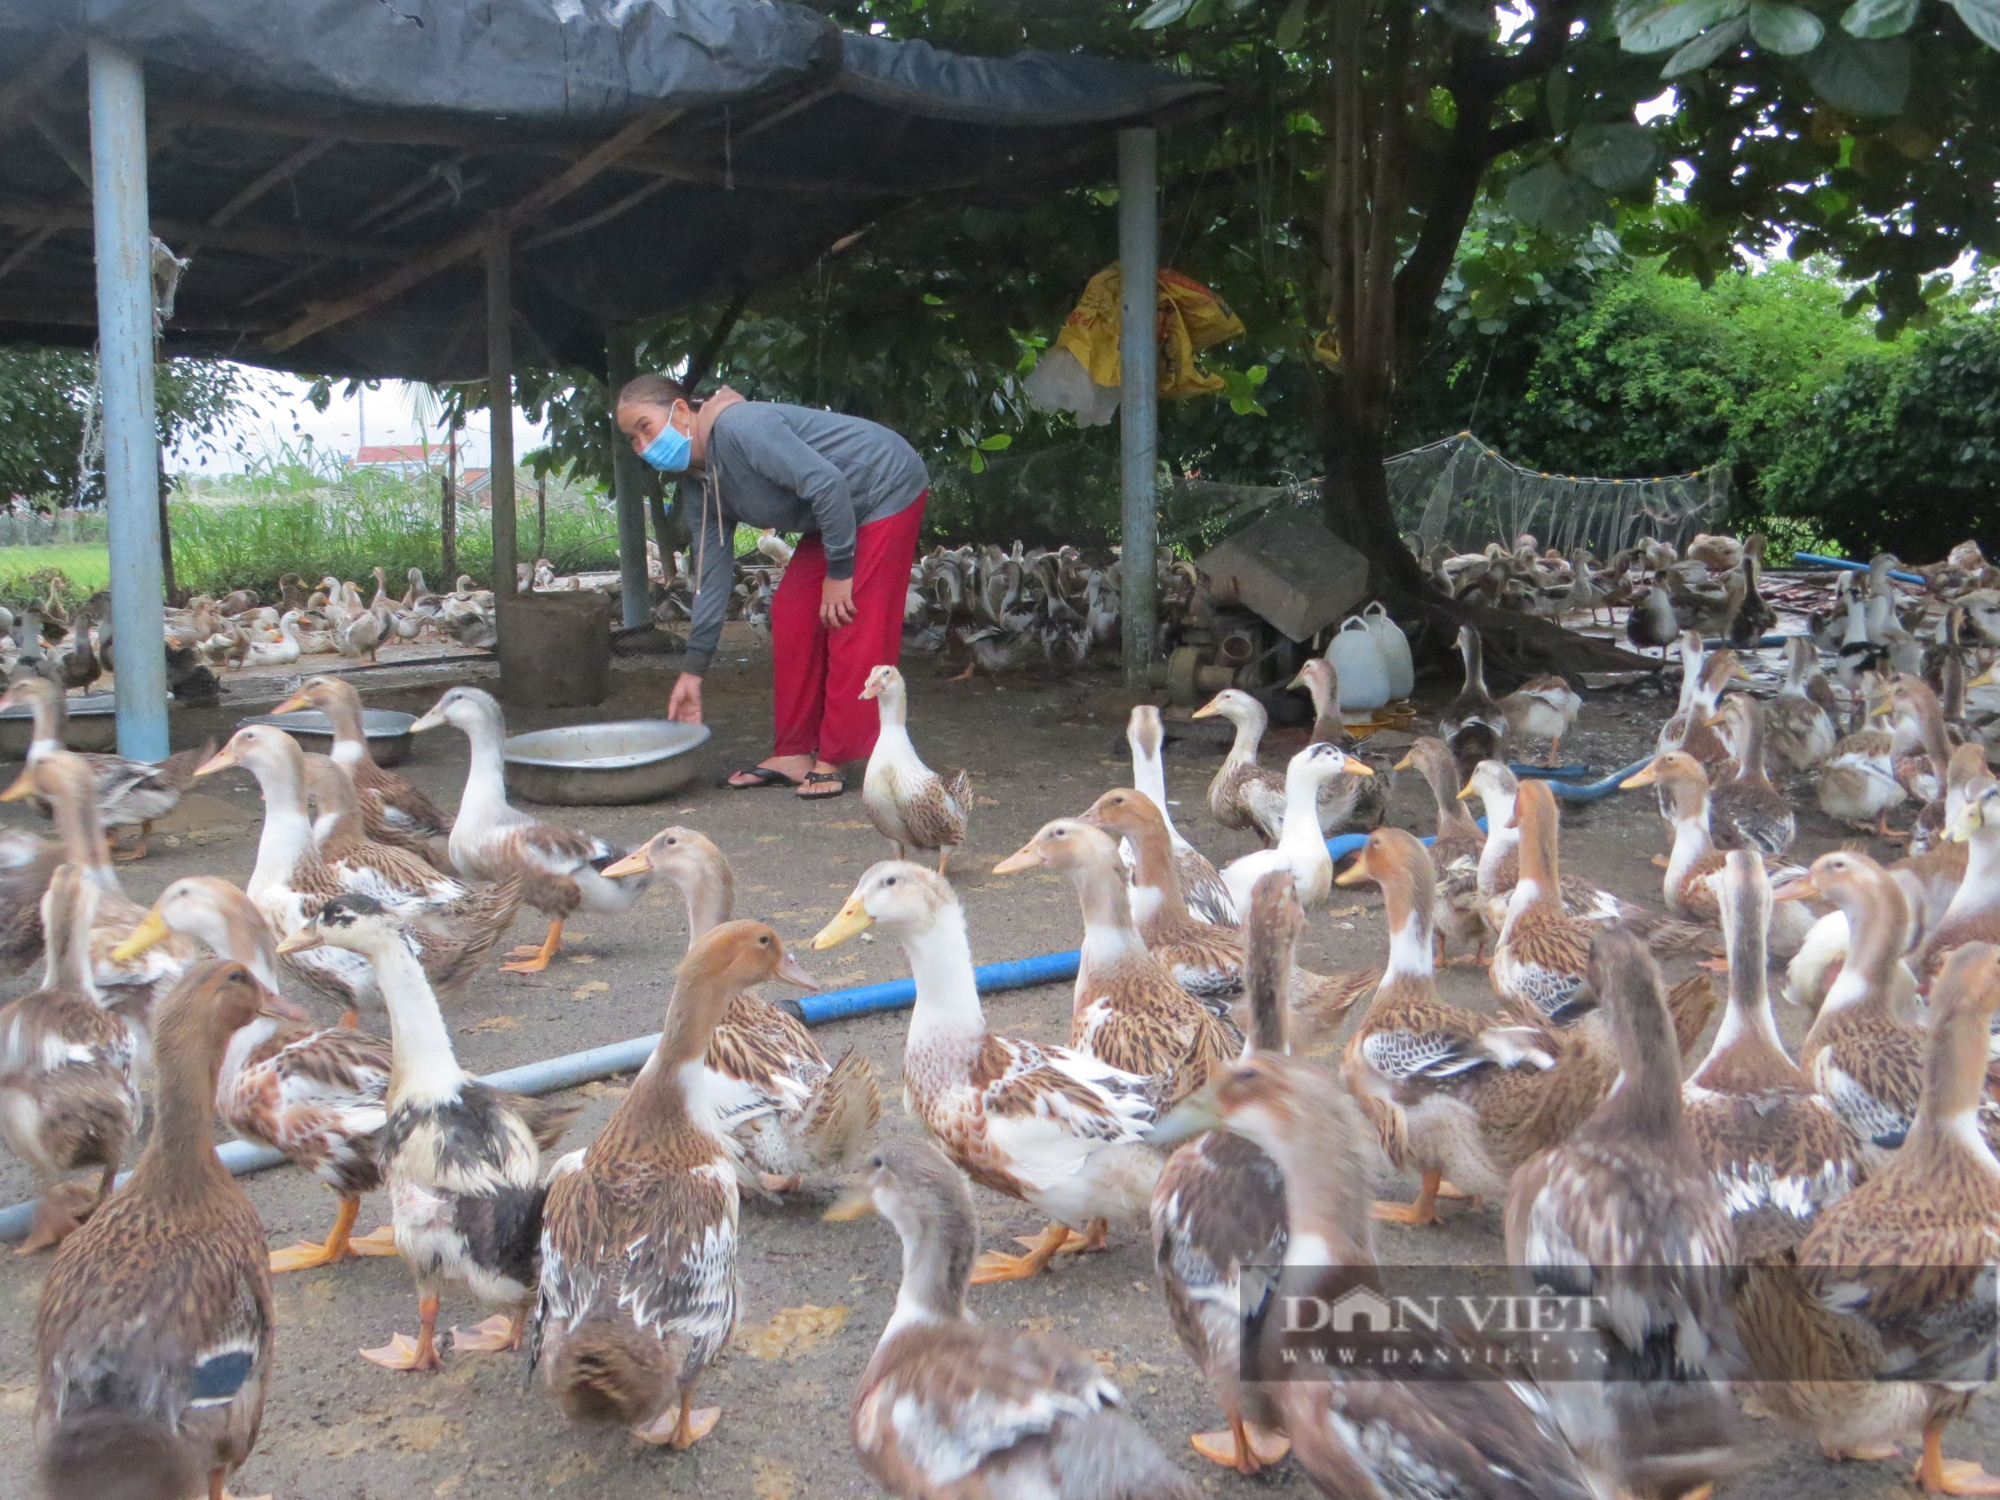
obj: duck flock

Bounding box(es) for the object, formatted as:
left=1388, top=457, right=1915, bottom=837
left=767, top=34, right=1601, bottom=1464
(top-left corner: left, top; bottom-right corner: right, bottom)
left=7, top=528, right=2000, bottom=1500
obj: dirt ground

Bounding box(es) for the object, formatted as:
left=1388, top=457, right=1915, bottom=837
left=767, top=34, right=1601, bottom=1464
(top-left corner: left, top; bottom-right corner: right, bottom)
left=0, top=623, right=1987, bottom=1499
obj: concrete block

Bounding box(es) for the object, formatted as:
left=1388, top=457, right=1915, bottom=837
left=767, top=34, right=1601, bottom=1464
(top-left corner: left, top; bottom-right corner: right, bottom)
left=496, top=592, right=611, bottom=709
left=1195, top=509, right=1370, bottom=642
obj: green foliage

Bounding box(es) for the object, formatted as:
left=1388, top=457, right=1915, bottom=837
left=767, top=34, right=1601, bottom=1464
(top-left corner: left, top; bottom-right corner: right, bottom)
left=0, top=546, right=112, bottom=608
left=165, top=465, right=619, bottom=598
left=1757, top=315, right=2000, bottom=558
left=0, top=350, right=247, bottom=502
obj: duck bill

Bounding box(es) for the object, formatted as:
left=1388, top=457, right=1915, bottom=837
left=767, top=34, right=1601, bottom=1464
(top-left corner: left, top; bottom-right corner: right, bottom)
left=274, top=928, right=323, bottom=955
left=990, top=843, right=1045, bottom=875
left=1342, top=756, right=1374, bottom=777
left=193, top=747, right=239, bottom=778
left=599, top=849, right=653, bottom=880
left=409, top=707, right=445, bottom=733
left=1148, top=1089, right=1223, bottom=1147
left=1285, top=668, right=1309, bottom=691
left=1620, top=762, right=1661, bottom=790
left=110, top=910, right=172, bottom=963
left=1946, top=806, right=1980, bottom=844
left=258, top=986, right=311, bottom=1023
left=773, top=948, right=819, bottom=991
left=1771, top=875, right=1819, bottom=904
left=1333, top=860, right=1374, bottom=889
left=1454, top=783, right=1479, bottom=802
left=812, top=896, right=873, bottom=951
left=1392, top=751, right=1415, bottom=772
left=0, top=767, right=36, bottom=802
left=270, top=689, right=314, bottom=715
left=1189, top=696, right=1222, bottom=719
left=822, top=1184, right=876, bottom=1223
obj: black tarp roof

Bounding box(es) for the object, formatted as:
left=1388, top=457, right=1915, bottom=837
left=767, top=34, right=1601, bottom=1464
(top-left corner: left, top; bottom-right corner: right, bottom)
left=0, top=0, right=1218, bottom=380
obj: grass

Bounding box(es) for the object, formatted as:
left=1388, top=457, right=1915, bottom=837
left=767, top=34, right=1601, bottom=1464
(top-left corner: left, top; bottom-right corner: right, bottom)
left=165, top=445, right=621, bottom=599
left=0, top=544, right=112, bottom=608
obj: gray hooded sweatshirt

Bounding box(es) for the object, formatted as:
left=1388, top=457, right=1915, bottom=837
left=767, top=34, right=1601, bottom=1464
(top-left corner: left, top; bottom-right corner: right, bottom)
left=679, top=399, right=927, bottom=674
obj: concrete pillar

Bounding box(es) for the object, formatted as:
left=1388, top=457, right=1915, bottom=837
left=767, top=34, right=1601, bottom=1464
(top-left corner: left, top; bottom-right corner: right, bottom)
left=486, top=217, right=517, bottom=601
left=88, top=43, right=169, bottom=760
left=1118, top=127, right=1159, bottom=685
left=605, top=324, right=650, bottom=628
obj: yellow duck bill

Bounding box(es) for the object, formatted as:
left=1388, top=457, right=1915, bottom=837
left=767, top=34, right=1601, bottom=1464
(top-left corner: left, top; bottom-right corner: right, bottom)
left=108, top=910, right=173, bottom=964
left=812, top=896, right=873, bottom=950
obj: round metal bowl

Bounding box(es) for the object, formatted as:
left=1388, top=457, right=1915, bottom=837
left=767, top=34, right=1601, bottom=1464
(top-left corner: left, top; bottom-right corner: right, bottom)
left=0, top=692, right=117, bottom=758
left=236, top=708, right=418, bottom=767
left=503, top=719, right=710, bottom=806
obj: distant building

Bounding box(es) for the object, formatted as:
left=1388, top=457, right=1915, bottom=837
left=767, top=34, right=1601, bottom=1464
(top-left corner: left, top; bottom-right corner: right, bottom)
left=351, top=443, right=453, bottom=477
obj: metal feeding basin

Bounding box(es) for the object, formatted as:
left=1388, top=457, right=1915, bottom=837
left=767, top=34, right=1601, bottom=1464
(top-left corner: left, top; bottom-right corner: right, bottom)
left=503, top=719, right=710, bottom=806
left=0, top=692, right=117, bottom=758
left=237, top=708, right=418, bottom=767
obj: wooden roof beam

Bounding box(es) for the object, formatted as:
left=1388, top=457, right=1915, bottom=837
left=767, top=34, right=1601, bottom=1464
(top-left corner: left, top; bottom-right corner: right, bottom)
left=0, top=36, right=85, bottom=137
left=0, top=200, right=411, bottom=263
left=207, top=137, right=340, bottom=227
left=266, top=107, right=683, bottom=352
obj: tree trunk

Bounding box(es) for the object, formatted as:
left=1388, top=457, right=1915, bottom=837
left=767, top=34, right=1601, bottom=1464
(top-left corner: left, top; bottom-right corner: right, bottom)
left=441, top=425, right=458, bottom=584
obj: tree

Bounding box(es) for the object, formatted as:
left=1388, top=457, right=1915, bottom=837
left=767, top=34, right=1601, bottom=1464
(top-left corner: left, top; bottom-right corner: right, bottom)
left=0, top=349, right=246, bottom=504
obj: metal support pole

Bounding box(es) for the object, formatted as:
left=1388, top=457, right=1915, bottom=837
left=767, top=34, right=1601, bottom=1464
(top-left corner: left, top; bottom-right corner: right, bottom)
left=605, top=324, right=650, bottom=628
left=1117, top=127, right=1159, bottom=685
left=486, top=217, right=517, bottom=601
left=89, top=44, right=169, bottom=761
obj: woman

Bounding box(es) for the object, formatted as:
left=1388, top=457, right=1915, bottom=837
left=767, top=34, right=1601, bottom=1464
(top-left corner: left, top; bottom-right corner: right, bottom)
left=615, top=375, right=929, bottom=799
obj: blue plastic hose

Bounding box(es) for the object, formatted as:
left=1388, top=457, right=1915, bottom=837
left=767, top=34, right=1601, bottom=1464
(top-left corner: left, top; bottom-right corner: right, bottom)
left=1792, top=553, right=1924, bottom=587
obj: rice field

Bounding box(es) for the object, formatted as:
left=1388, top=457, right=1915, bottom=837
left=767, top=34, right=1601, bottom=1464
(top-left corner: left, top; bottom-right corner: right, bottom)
left=0, top=544, right=112, bottom=606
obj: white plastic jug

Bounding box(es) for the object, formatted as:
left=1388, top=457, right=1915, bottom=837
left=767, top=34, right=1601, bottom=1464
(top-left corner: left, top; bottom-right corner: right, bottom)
left=1362, top=600, right=1414, bottom=699
left=1327, top=615, right=1391, bottom=711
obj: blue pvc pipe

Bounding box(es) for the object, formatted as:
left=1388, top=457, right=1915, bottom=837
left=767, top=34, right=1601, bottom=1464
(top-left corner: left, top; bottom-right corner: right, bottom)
left=1509, top=762, right=1594, bottom=781
left=0, top=942, right=1091, bottom=1241
left=1792, top=553, right=1925, bottom=587
left=1540, top=754, right=1654, bottom=803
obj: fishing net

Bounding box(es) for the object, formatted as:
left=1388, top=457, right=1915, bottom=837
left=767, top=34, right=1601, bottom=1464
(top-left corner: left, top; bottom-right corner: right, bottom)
left=1387, top=431, right=1730, bottom=559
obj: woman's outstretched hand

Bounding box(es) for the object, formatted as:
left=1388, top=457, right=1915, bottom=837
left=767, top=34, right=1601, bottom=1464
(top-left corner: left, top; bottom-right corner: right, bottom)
left=820, top=577, right=856, bottom=630
left=667, top=672, right=704, bottom=724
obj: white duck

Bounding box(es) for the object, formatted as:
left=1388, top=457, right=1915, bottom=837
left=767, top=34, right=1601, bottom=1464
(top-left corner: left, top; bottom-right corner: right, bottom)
left=1220, top=743, right=1373, bottom=913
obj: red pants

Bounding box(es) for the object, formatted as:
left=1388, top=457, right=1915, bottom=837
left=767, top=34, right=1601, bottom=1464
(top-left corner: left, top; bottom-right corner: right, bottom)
left=770, top=493, right=926, bottom=765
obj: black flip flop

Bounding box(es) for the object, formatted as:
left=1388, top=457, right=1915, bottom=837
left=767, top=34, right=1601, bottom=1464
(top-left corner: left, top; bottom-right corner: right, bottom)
left=797, top=770, right=846, bottom=800
left=726, top=764, right=803, bottom=789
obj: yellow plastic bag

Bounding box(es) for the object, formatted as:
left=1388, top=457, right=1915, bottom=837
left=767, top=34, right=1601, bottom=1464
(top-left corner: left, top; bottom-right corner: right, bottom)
left=1054, top=264, right=1245, bottom=400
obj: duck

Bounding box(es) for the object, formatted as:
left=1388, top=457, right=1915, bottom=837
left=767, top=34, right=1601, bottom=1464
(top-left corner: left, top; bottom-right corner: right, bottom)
left=277, top=895, right=579, bottom=1370
left=859, top=666, right=970, bottom=873
left=1705, top=692, right=1798, bottom=855
left=1398, top=736, right=1489, bottom=962
left=812, top=862, right=1162, bottom=1284
left=1151, top=1049, right=1599, bottom=1500
left=244, top=611, right=303, bottom=668
left=535, top=920, right=816, bottom=1448
left=1216, top=742, right=1374, bottom=913
left=1777, top=851, right=1940, bottom=1169
left=1626, top=580, right=1681, bottom=658
left=1504, top=927, right=1747, bottom=1500
left=993, top=819, right=1236, bottom=1094
left=0, top=865, right=143, bottom=1253
left=1657, top=639, right=1745, bottom=785
left=2, top=750, right=194, bottom=1018
left=1335, top=827, right=1604, bottom=1226
left=1149, top=871, right=1296, bottom=1475
left=109, top=876, right=400, bottom=1275
left=1817, top=700, right=1908, bottom=836
left=411, top=686, right=649, bottom=972
left=1490, top=778, right=1601, bottom=1029
left=0, top=677, right=213, bottom=860
left=1917, top=771, right=2000, bottom=987
left=1439, top=625, right=1510, bottom=782
left=1874, top=672, right=1958, bottom=845
left=1681, top=851, right=1864, bottom=1256
left=1498, top=674, right=1582, bottom=766
left=32, top=962, right=298, bottom=1500
left=1767, top=635, right=1838, bottom=771
left=1291, top=656, right=1391, bottom=815
left=272, top=674, right=450, bottom=852
left=0, top=824, right=55, bottom=977
left=1460, top=759, right=1620, bottom=930
left=196, top=727, right=520, bottom=1016
left=337, top=605, right=383, bottom=662
left=1888, top=740, right=1987, bottom=951
left=1078, top=789, right=1379, bottom=1042
left=599, top=827, right=880, bottom=1192
left=1781, top=941, right=2000, bottom=1492
left=1123, top=704, right=1235, bottom=928
left=826, top=1135, right=1199, bottom=1500
left=1190, top=688, right=1287, bottom=843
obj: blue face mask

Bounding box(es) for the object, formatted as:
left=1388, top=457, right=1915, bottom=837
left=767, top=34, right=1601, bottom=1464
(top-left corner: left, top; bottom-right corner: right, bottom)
left=638, top=408, right=693, bottom=472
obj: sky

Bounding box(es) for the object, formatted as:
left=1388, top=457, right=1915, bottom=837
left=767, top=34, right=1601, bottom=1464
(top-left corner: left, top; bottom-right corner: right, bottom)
left=167, top=368, right=549, bottom=475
